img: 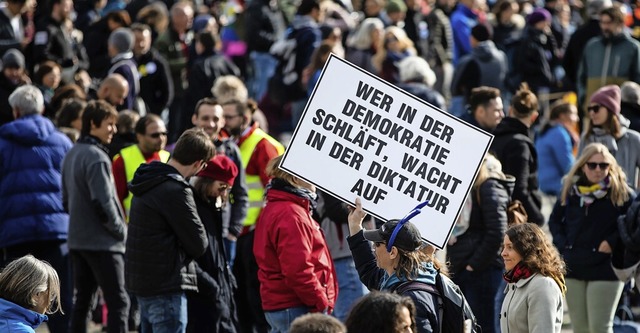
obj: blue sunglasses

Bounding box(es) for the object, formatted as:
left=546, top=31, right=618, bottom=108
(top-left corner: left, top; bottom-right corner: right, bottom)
left=386, top=201, right=429, bottom=252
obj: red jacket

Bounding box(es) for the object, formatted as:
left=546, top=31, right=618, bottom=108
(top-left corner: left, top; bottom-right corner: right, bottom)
left=253, top=188, right=338, bottom=313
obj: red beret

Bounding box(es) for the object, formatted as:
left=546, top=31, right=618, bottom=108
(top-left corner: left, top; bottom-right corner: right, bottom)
left=197, top=155, right=238, bottom=186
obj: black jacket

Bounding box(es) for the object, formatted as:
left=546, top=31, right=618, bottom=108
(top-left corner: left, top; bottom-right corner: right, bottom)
left=447, top=177, right=513, bottom=274
left=33, top=16, right=88, bottom=71
left=490, top=117, right=544, bottom=225
left=621, top=102, right=640, bottom=134
left=187, top=196, right=239, bottom=333
left=83, top=16, right=113, bottom=78
left=514, top=26, right=557, bottom=92
left=0, top=10, right=21, bottom=56
left=185, top=52, right=240, bottom=117
left=562, top=19, right=601, bottom=91
left=348, top=231, right=438, bottom=333
left=136, top=48, right=174, bottom=115
left=0, top=74, right=21, bottom=126
left=214, top=138, right=249, bottom=237
left=245, top=0, right=287, bottom=53
left=125, top=161, right=208, bottom=297
left=549, top=189, right=634, bottom=280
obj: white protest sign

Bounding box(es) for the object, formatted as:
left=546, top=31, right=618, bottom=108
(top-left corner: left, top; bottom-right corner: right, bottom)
left=280, top=55, right=493, bottom=249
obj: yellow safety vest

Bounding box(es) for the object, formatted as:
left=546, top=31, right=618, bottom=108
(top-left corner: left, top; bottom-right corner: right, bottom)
left=116, top=145, right=170, bottom=219
left=239, top=128, right=284, bottom=227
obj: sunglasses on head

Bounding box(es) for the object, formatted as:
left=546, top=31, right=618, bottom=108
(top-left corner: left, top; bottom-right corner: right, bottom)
left=586, top=162, right=610, bottom=170
left=587, top=105, right=602, bottom=113
left=148, top=132, right=168, bottom=138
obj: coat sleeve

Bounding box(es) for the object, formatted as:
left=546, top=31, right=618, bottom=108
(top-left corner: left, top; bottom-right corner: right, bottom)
left=548, top=200, right=567, bottom=250
left=467, top=180, right=509, bottom=270
left=501, top=139, right=544, bottom=225
left=347, top=230, right=385, bottom=290
left=86, top=160, right=126, bottom=241
left=164, top=185, right=209, bottom=258
left=550, top=128, right=575, bottom=175
left=528, top=277, right=563, bottom=333
left=273, top=210, right=330, bottom=312
left=227, top=144, right=248, bottom=237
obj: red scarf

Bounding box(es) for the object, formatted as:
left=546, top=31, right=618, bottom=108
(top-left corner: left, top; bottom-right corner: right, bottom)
left=503, top=262, right=533, bottom=283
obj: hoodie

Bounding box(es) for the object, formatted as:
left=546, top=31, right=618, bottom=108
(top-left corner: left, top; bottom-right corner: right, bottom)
left=0, top=115, right=72, bottom=248
left=125, top=161, right=208, bottom=296
left=451, top=40, right=508, bottom=98
left=0, top=298, right=47, bottom=333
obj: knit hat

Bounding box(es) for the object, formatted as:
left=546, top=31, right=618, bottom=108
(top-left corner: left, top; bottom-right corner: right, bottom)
left=193, top=14, right=214, bottom=33
left=108, top=28, right=135, bottom=54
left=590, top=85, right=621, bottom=115
left=2, top=49, right=24, bottom=69
left=197, top=155, right=239, bottom=186
left=386, top=0, right=407, bottom=14
left=471, top=22, right=493, bottom=42
left=526, top=8, right=552, bottom=25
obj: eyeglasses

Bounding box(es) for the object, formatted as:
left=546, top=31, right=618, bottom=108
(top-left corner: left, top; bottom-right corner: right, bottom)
left=586, top=162, right=610, bottom=170
left=148, top=132, right=168, bottom=138
left=587, top=105, right=602, bottom=113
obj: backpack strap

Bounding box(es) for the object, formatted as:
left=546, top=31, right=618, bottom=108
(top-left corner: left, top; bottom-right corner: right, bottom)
left=393, top=281, right=444, bottom=333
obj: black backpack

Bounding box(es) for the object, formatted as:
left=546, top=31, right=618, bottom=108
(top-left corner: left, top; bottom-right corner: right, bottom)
left=394, top=272, right=480, bottom=333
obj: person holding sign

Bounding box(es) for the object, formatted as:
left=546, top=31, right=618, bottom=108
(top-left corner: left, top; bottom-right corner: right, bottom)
left=253, top=155, right=338, bottom=333
left=347, top=198, right=445, bottom=332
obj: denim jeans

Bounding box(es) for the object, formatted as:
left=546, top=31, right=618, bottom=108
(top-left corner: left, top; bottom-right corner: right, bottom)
left=332, top=257, right=367, bottom=322
left=264, top=306, right=309, bottom=333
left=453, top=267, right=504, bottom=333
left=138, top=292, right=187, bottom=333
left=249, top=51, right=278, bottom=101
left=224, top=238, right=237, bottom=269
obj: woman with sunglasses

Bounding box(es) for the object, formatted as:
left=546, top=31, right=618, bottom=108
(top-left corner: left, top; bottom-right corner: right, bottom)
left=549, top=142, right=635, bottom=332
left=579, top=85, right=640, bottom=188
left=187, top=155, right=240, bottom=333
left=347, top=198, right=446, bottom=332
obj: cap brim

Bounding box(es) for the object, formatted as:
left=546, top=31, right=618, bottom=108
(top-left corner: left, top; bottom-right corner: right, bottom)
left=362, top=229, right=385, bottom=242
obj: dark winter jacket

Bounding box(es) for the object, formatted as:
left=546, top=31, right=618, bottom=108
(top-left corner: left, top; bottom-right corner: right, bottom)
left=125, top=161, right=208, bottom=297
left=108, top=52, right=140, bottom=111
left=0, top=10, right=22, bottom=56
left=451, top=40, right=508, bottom=99
left=0, top=73, right=22, bottom=126
left=348, top=230, right=439, bottom=333
left=136, top=48, right=174, bottom=115
left=490, top=117, right=544, bottom=225
left=549, top=188, right=634, bottom=280
left=83, top=16, right=113, bottom=78
left=621, top=102, right=640, bottom=134
left=447, top=177, right=513, bottom=274
left=562, top=19, right=600, bottom=91
left=185, top=52, right=240, bottom=117
left=187, top=196, right=239, bottom=333
left=0, top=115, right=72, bottom=248
left=214, top=138, right=248, bottom=237
left=0, top=298, right=47, bottom=333
left=33, top=16, right=88, bottom=71
left=514, top=26, right=557, bottom=92
left=245, top=0, right=287, bottom=53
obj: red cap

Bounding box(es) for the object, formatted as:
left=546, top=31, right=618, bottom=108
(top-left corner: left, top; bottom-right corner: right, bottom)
left=197, top=155, right=238, bottom=186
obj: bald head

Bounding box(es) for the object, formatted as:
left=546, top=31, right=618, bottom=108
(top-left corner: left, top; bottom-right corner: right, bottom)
left=98, top=74, right=129, bottom=107
left=170, top=2, right=193, bottom=33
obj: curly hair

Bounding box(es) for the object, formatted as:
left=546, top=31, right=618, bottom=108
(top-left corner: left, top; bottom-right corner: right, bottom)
left=505, top=223, right=567, bottom=294
left=345, top=291, right=417, bottom=333
left=559, top=143, right=631, bottom=206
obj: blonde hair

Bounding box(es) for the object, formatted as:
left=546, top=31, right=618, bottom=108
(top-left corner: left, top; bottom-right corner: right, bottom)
left=347, top=18, right=384, bottom=50
left=474, top=153, right=507, bottom=200
left=265, top=155, right=301, bottom=188
left=0, top=255, right=62, bottom=314
left=559, top=142, right=631, bottom=206
left=211, top=75, right=249, bottom=104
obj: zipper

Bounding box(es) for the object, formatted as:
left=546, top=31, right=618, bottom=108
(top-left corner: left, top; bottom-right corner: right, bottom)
left=601, top=44, right=612, bottom=86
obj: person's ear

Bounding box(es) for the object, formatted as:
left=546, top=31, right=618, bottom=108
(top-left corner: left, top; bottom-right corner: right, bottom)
left=531, top=111, right=539, bottom=123
left=389, top=246, right=399, bottom=259
left=192, top=113, right=198, bottom=126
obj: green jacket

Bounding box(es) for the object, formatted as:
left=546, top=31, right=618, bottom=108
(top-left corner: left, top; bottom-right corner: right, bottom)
left=577, top=33, right=640, bottom=108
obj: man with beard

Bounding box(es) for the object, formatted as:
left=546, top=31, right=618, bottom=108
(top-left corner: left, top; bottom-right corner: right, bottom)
left=191, top=98, right=248, bottom=268
left=221, top=98, right=283, bottom=333
left=577, top=4, right=640, bottom=111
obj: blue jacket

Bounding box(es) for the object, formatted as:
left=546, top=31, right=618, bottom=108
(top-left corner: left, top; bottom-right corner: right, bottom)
left=0, top=115, right=72, bottom=248
left=450, top=4, right=478, bottom=64
left=0, top=298, right=48, bottom=333
left=536, top=124, right=575, bottom=195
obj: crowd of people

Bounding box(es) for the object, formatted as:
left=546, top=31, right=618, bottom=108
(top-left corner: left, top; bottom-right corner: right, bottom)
left=2, top=0, right=640, bottom=332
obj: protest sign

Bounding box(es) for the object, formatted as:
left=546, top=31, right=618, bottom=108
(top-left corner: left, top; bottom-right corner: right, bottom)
left=280, top=55, right=493, bottom=249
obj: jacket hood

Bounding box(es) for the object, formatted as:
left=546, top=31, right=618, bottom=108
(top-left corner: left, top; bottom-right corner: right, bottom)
left=473, top=40, right=501, bottom=62
left=380, top=262, right=438, bottom=290
left=0, top=298, right=47, bottom=329
left=0, top=114, right=58, bottom=145
left=493, top=117, right=531, bottom=137
left=129, top=161, right=187, bottom=196
left=495, top=175, right=516, bottom=197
